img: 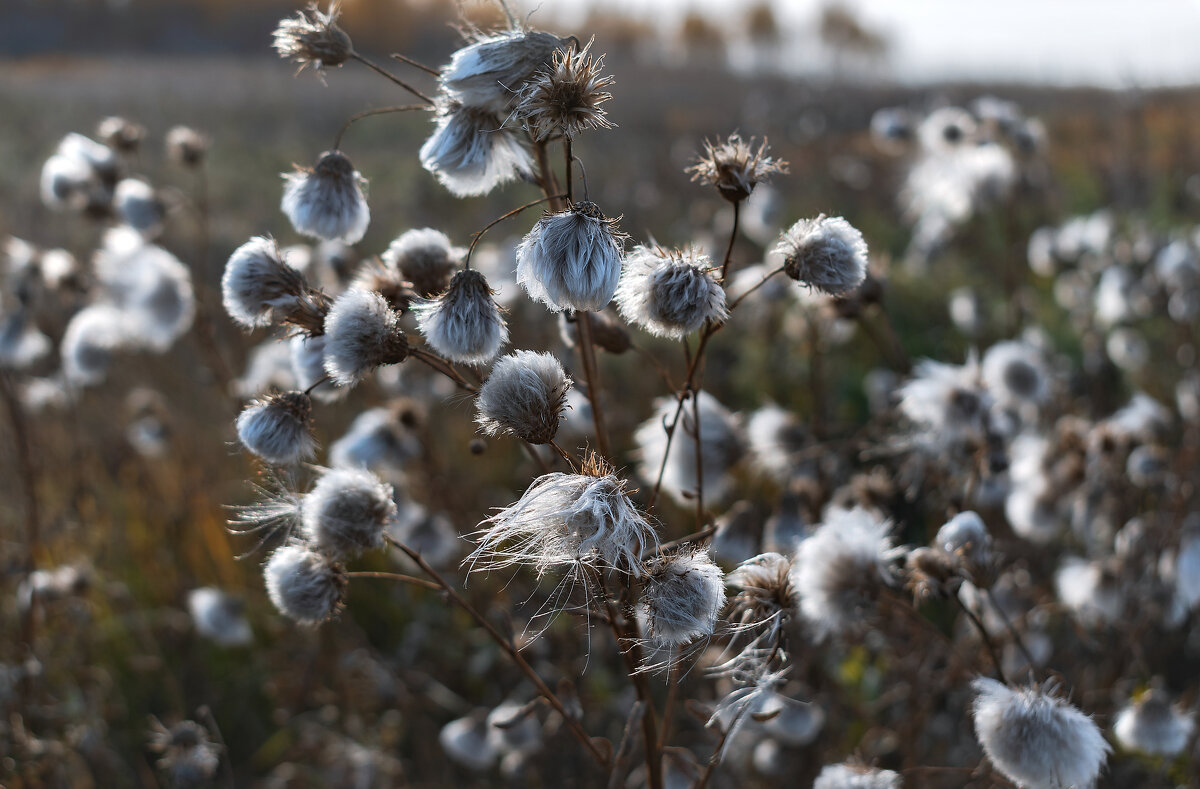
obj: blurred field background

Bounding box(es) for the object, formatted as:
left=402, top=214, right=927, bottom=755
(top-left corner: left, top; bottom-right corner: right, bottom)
left=3, top=0, right=1200, bottom=786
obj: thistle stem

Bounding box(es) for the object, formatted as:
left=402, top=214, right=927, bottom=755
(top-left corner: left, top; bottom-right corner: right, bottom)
left=388, top=51, right=440, bottom=76
left=347, top=570, right=442, bottom=591
left=718, top=200, right=740, bottom=283
left=334, top=104, right=427, bottom=150
left=350, top=52, right=434, bottom=104
left=465, top=194, right=568, bottom=267
left=727, top=264, right=786, bottom=311
left=954, top=594, right=1009, bottom=685
left=575, top=312, right=612, bottom=459
left=564, top=138, right=574, bottom=203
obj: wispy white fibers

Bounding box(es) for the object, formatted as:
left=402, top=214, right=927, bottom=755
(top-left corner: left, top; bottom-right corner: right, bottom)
left=235, top=391, right=316, bottom=467
left=774, top=215, right=869, bottom=296
left=516, top=201, right=625, bottom=312
left=475, top=350, right=571, bottom=444
left=634, top=390, right=743, bottom=507
left=61, top=304, right=131, bottom=387
left=322, top=288, right=408, bottom=386
left=813, top=763, right=902, bottom=789
left=639, top=548, right=726, bottom=645
left=981, top=340, right=1049, bottom=408
left=222, top=237, right=313, bottom=329
left=300, top=467, right=397, bottom=559
left=281, top=150, right=370, bottom=244
left=419, top=99, right=534, bottom=198
left=380, top=228, right=461, bottom=298
left=1113, top=689, right=1194, bottom=757
left=614, top=246, right=727, bottom=339
left=972, top=678, right=1109, bottom=789
left=113, top=178, right=166, bottom=239
left=897, top=353, right=991, bottom=443
left=441, top=30, right=566, bottom=114
left=791, top=507, right=901, bottom=638
left=263, top=542, right=346, bottom=625
left=413, top=269, right=508, bottom=365
left=468, top=466, right=658, bottom=577
left=93, top=227, right=195, bottom=351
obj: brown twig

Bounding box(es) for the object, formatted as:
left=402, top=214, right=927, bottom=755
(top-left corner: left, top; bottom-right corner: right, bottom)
left=333, top=104, right=428, bottom=150
left=350, top=52, right=434, bottom=104
left=347, top=570, right=442, bottom=591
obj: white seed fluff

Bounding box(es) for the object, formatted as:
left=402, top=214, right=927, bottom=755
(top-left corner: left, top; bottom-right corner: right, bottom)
left=639, top=548, right=726, bottom=645
left=281, top=150, right=370, bottom=244
left=413, top=268, right=508, bottom=365
left=1113, top=690, right=1194, bottom=757
left=813, top=763, right=902, bottom=789
left=263, top=543, right=346, bottom=625
left=475, top=350, right=571, bottom=444
left=322, top=288, right=407, bottom=386
left=300, top=467, right=397, bottom=559
left=419, top=100, right=534, bottom=198
left=614, top=246, right=727, bottom=339
left=222, top=237, right=309, bottom=329
left=235, top=392, right=316, bottom=466
left=774, top=215, right=869, bottom=296
left=516, top=202, right=625, bottom=313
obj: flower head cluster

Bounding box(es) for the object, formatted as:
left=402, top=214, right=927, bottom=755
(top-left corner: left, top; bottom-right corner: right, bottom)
left=972, top=678, right=1110, bottom=789
left=687, top=133, right=788, bottom=203
left=774, top=214, right=869, bottom=296
left=516, top=201, right=626, bottom=312
left=272, top=2, right=353, bottom=74
left=615, top=246, right=727, bottom=339
left=516, top=38, right=615, bottom=141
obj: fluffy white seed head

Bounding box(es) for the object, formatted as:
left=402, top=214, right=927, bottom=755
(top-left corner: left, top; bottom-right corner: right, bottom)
left=972, top=678, right=1110, bottom=789
left=187, top=587, right=253, bottom=647
left=329, top=406, right=422, bottom=475
left=791, top=507, right=900, bottom=638
left=639, top=548, right=726, bottom=645
left=165, top=126, right=210, bottom=167
left=442, top=30, right=566, bottom=114
left=727, top=552, right=798, bottom=629
left=615, top=246, right=727, bottom=339
left=322, top=288, right=408, bottom=386
left=516, top=201, right=625, bottom=313
left=61, top=304, right=131, bottom=387
left=898, top=354, right=991, bottom=442
left=936, top=510, right=991, bottom=575
left=235, top=391, right=316, bottom=466
left=1054, top=558, right=1124, bottom=627
left=0, top=312, right=51, bottom=371
left=419, top=99, right=534, bottom=198
left=746, top=404, right=808, bottom=483
left=634, top=391, right=743, bottom=506
left=813, top=763, right=902, bottom=789
left=439, top=714, right=498, bottom=772
left=263, top=543, right=347, bottom=625
left=300, top=467, right=397, bottom=559
left=413, top=268, right=509, bottom=365
left=272, top=2, right=353, bottom=74
left=281, top=150, right=370, bottom=244
left=475, top=350, right=571, bottom=444
left=93, top=229, right=195, bottom=351
left=982, top=340, right=1049, bottom=406
left=381, top=228, right=461, bottom=298
left=149, top=719, right=222, bottom=788
left=40, top=153, right=100, bottom=211
left=774, top=215, right=869, bottom=296
left=1113, top=689, right=1194, bottom=757
left=469, top=463, right=658, bottom=576
left=290, top=333, right=343, bottom=402
left=222, top=237, right=312, bottom=329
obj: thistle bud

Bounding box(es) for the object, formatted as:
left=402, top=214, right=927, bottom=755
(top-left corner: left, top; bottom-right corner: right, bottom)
left=687, top=133, right=788, bottom=204
left=322, top=288, right=409, bottom=386
left=235, top=391, right=316, bottom=466
left=263, top=543, right=347, bottom=625
left=475, top=350, right=571, bottom=444
left=419, top=98, right=534, bottom=198
left=639, top=548, right=726, bottom=645
left=615, top=246, right=727, bottom=339
left=165, top=126, right=210, bottom=168
left=272, top=2, right=353, bottom=74
left=442, top=30, right=567, bottom=114
left=972, top=678, right=1110, bottom=789
left=516, top=201, right=625, bottom=313
left=282, top=150, right=370, bottom=244
left=300, top=467, right=397, bottom=559
left=775, top=215, right=869, bottom=296
left=413, top=268, right=509, bottom=365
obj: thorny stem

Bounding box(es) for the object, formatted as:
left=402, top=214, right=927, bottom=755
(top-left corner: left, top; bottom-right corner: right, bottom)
left=575, top=312, right=613, bottom=459
left=954, top=594, right=1009, bottom=685
left=333, top=104, right=427, bottom=150
left=389, top=52, right=440, bottom=76
left=347, top=570, right=442, bottom=591
left=465, top=194, right=567, bottom=268
left=382, top=535, right=610, bottom=769
left=350, top=52, right=434, bottom=104
left=718, top=200, right=740, bottom=283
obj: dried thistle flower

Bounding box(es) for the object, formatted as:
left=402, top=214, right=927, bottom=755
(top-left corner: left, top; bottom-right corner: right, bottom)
left=148, top=719, right=222, bottom=789
left=300, top=467, right=397, bottom=559
left=60, top=303, right=130, bottom=387
left=475, top=350, right=571, bottom=444
left=516, top=201, right=626, bottom=312
left=614, top=246, right=728, bottom=339
left=972, top=678, right=1110, bottom=789
left=272, top=2, right=353, bottom=75
left=639, top=547, right=726, bottom=645
left=97, top=116, right=145, bottom=153
left=413, top=268, right=509, bottom=365
left=419, top=98, right=535, bottom=198
left=775, top=214, right=869, bottom=296
left=187, top=587, right=253, bottom=647
left=165, top=126, right=210, bottom=168
left=813, top=763, right=902, bottom=789
left=113, top=178, right=166, bottom=239
left=282, top=150, right=370, bottom=244
left=516, top=38, right=615, bottom=141
left=222, top=237, right=325, bottom=331
left=235, top=391, right=316, bottom=466
left=687, top=133, right=788, bottom=203
left=441, top=30, right=567, bottom=114
left=1113, top=688, right=1195, bottom=757
left=791, top=507, right=901, bottom=638
left=468, top=458, right=658, bottom=576
left=381, top=228, right=461, bottom=298
left=263, top=542, right=347, bottom=624
left=322, top=288, right=409, bottom=386
left=727, top=552, right=798, bottom=632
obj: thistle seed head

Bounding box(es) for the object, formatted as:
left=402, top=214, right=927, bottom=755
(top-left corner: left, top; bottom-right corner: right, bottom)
left=281, top=150, right=370, bottom=244
left=475, top=350, right=571, bottom=444
left=235, top=391, right=316, bottom=466
left=441, top=30, right=567, bottom=114
left=639, top=547, right=726, bottom=645
left=687, top=133, right=788, bottom=204
left=97, top=116, right=146, bottom=153
left=263, top=542, right=347, bottom=625
left=221, top=237, right=313, bottom=329
left=413, top=268, right=509, bottom=365
left=272, top=2, right=353, bottom=74
left=419, top=98, right=535, bottom=198
left=813, top=763, right=902, bottom=789
left=516, top=38, right=615, bottom=141
left=381, top=228, right=461, bottom=298
left=322, top=288, right=409, bottom=386
left=775, top=214, right=869, bottom=296
left=1113, top=688, right=1195, bottom=758
left=516, top=201, right=626, bottom=313
left=165, top=126, right=210, bottom=168
left=615, top=246, right=727, bottom=339
left=149, top=719, right=222, bottom=788
left=300, top=467, right=397, bottom=559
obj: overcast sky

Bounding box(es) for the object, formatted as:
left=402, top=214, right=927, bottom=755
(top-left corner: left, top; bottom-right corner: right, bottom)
left=519, top=0, right=1200, bottom=87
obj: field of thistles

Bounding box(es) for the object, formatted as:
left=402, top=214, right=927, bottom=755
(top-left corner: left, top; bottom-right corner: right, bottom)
left=2, top=1, right=1200, bottom=787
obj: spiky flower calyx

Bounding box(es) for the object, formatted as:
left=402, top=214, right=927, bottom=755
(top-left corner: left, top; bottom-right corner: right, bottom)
left=516, top=200, right=626, bottom=313
left=615, top=246, right=727, bottom=339
left=413, top=268, right=509, bottom=365
left=475, top=350, right=571, bottom=444
left=775, top=214, right=869, bottom=296
left=687, top=133, right=788, bottom=203
left=517, top=38, right=615, bottom=141
left=272, top=2, right=353, bottom=74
